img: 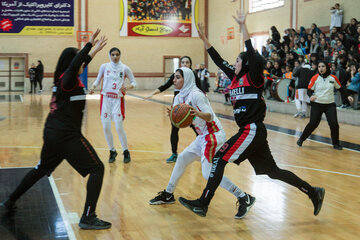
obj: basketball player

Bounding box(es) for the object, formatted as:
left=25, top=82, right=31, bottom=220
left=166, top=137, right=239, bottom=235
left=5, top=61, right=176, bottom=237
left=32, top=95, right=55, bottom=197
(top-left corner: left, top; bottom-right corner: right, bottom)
left=143, top=56, right=201, bottom=163
left=0, top=29, right=111, bottom=229
left=89, top=47, right=136, bottom=163
left=149, top=67, right=254, bottom=219
left=178, top=11, right=325, bottom=218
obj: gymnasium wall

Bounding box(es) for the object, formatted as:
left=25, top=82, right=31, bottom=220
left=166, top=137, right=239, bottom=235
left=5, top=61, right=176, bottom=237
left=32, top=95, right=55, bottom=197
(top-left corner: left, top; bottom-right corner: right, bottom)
left=0, top=0, right=206, bottom=91
left=1, top=0, right=359, bottom=92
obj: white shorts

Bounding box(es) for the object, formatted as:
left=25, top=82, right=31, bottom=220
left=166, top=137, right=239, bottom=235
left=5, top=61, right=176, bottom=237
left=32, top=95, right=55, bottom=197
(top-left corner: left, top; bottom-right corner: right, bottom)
left=184, top=130, right=226, bottom=163
left=100, top=95, right=125, bottom=122
left=295, top=88, right=310, bottom=102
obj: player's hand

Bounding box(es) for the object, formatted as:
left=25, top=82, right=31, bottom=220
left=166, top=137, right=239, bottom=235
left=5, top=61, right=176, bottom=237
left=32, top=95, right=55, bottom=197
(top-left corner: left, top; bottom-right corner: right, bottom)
left=120, top=85, right=127, bottom=94
left=232, top=10, right=248, bottom=25
left=88, top=87, right=95, bottom=95
left=189, top=106, right=199, bottom=118
left=348, top=96, right=354, bottom=103
left=197, top=23, right=207, bottom=42
left=89, top=28, right=100, bottom=46
left=310, top=95, right=317, bottom=101
left=166, top=107, right=172, bottom=117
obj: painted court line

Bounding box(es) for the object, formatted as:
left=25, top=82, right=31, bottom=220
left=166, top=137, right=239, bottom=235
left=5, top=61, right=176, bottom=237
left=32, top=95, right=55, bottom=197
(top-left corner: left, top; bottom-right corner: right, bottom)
left=49, top=175, right=76, bottom=240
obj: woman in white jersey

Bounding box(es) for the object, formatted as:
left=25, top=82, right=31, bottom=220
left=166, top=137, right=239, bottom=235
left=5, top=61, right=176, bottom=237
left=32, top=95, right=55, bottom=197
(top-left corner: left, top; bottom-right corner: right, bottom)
left=89, top=47, right=136, bottom=163
left=149, top=67, right=254, bottom=219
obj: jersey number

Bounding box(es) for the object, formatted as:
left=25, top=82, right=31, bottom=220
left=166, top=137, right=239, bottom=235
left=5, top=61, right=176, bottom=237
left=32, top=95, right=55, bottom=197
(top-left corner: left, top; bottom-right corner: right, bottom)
left=112, top=83, right=116, bottom=90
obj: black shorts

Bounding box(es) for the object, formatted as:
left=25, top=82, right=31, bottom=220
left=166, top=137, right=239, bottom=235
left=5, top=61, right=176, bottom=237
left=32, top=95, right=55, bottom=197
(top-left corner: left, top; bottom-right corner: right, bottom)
left=215, top=122, right=278, bottom=175
left=36, top=128, right=103, bottom=177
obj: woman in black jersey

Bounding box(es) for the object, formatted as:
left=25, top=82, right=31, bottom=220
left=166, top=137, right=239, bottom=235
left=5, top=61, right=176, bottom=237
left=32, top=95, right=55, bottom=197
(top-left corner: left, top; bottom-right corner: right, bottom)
left=0, top=29, right=111, bottom=230
left=143, top=56, right=202, bottom=163
left=178, top=11, right=325, bottom=218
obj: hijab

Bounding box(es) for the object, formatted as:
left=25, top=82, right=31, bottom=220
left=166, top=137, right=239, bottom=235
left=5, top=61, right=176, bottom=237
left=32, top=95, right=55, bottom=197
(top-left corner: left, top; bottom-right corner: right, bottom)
left=108, top=48, right=123, bottom=71
left=178, top=67, right=199, bottom=102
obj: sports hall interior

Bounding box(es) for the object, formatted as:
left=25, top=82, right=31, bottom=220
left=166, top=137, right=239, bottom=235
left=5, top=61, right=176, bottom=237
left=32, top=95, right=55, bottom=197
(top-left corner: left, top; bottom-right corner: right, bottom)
left=0, top=0, right=359, bottom=239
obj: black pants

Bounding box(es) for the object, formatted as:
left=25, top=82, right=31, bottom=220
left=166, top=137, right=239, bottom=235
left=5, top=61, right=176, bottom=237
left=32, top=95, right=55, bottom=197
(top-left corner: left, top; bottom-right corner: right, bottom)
left=8, top=128, right=104, bottom=216
left=170, top=91, right=198, bottom=154
left=300, top=102, right=340, bottom=145
left=37, top=77, right=43, bottom=91
left=199, top=122, right=314, bottom=206
left=29, top=80, right=37, bottom=93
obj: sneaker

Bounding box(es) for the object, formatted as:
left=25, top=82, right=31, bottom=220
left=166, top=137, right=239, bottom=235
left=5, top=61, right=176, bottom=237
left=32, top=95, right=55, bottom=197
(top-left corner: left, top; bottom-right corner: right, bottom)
left=293, top=112, right=301, bottom=118
left=0, top=198, right=16, bottom=211
left=79, top=212, right=111, bottom=230
left=333, top=144, right=343, bottom=150
left=166, top=153, right=177, bottom=163
left=297, top=139, right=303, bottom=147
left=178, top=197, right=208, bottom=217
left=149, top=190, right=175, bottom=205
left=108, top=150, right=118, bottom=163
left=310, top=187, right=325, bottom=216
left=123, top=150, right=131, bottom=163
left=299, top=112, right=306, bottom=119
left=235, top=193, right=256, bottom=219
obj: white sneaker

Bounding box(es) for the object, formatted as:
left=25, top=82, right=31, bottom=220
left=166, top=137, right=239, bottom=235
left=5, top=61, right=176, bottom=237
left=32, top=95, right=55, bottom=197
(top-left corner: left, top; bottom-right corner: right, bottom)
left=293, top=112, right=301, bottom=118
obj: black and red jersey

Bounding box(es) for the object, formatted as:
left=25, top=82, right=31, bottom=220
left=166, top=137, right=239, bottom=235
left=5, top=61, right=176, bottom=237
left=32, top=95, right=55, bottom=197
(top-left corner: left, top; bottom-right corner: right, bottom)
left=207, top=40, right=266, bottom=127
left=45, top=43, right=93, bottom=132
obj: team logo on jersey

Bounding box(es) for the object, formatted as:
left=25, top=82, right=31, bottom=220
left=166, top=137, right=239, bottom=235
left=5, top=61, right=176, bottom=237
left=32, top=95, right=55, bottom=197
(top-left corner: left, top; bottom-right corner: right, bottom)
left=106, top=70, right=111, bottom=76
left=239, top=78, right=244, bottom=85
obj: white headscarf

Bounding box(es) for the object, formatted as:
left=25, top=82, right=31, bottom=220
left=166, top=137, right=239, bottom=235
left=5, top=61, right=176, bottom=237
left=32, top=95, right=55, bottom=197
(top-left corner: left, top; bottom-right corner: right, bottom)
left=178, top=67, right=198, bottom=101
left=108, top=50, right=123, bottom=71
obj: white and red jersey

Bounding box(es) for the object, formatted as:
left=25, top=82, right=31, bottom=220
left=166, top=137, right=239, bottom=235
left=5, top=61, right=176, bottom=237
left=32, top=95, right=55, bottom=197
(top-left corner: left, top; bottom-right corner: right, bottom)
left=308, top=73, right=341, bottom=104
left=93, top=62, right=136, bottom=98
left=173, top=89, right=223, bottom=136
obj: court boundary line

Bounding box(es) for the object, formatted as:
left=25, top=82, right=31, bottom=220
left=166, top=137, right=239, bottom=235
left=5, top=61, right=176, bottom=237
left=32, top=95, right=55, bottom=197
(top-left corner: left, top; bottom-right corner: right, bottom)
left=0, top=167, right=76, bottom=240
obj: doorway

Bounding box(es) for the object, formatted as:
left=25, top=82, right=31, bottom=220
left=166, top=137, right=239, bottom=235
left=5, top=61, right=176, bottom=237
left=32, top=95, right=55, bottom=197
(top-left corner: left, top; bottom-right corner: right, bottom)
left=0, top=57, right=25, bottom=92
left=163, top=56, right=180, bottom=82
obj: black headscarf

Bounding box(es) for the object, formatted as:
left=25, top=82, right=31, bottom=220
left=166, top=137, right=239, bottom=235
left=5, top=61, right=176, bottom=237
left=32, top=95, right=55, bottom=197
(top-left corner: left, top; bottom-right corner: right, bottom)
left=54, top=47, right=78, bottom=84
left=317, top=60, right=331, bottom=78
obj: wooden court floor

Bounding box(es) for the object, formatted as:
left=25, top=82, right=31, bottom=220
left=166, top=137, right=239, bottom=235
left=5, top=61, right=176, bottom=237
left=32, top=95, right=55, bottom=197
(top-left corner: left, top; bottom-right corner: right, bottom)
left=0, top=91, right=359, bottom=240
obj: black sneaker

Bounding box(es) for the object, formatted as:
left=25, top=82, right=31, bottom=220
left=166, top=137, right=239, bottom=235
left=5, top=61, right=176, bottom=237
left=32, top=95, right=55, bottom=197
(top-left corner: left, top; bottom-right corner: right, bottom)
left=149, top=190, right=175, bottom=205
left=235, top=193, right=256, bottom=219
left=311, top=187, right=325, bottom=216
left=109, top=150, right=117, bottom=163
left=79, top=212, right=111, bottom=230
left=123, top=150, right=131, bottom=163
left=297, top=139, right=303, bottom=147
left=178, top=197, right=208, bottom=217
left=333, top=144, right=343, bottom=150
left=0, top=198, right=16, bottom=211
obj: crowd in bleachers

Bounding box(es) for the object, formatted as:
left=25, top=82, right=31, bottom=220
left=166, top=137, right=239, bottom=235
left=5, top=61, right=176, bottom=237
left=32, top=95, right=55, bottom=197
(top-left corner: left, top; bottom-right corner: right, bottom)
left=215, top=3, right=360, bottom=112
left=260, top=4, right=360, bottom=110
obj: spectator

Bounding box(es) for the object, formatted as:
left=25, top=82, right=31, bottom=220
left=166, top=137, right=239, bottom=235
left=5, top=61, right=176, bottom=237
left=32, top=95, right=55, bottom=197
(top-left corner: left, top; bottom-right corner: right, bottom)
left=345, top=18, right=358, bottom=38
left=292, top=62, right=317, bottom=118
left=299, top=36, right=309, bottom=54
left=331, top=61, right=349, bottom=108
left=270, top=26, right=281, bottom=46
left=347, top=64, right=360, bottom=106
left=28, top=63, right=37, bottom=94
left=36, top=60, right=44, bottom=93
left=309, top=38, right=320, bottom=57
left=330, top=3, right=343, bottom=31
left=323, top=50, right=332, bottom=64
left=310, top=23, right=322, bottom=36
left=198, top=63, right=210, bottom=93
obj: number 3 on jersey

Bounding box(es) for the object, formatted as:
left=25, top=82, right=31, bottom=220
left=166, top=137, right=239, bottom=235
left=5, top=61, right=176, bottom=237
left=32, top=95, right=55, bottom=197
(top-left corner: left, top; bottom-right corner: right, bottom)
left=112, top=83, right=116, bottom=90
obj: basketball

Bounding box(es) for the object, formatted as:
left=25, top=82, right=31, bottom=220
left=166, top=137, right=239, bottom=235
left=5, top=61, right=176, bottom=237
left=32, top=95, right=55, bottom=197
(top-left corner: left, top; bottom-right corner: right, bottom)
left=170, top=103, right=194, bottom=128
